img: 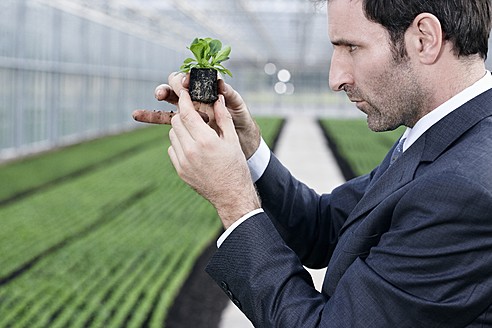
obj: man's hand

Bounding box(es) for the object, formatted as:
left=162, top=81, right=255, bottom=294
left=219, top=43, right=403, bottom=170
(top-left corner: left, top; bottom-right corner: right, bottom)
left=216, top=79, right=261, bottom=159
left=133, top=72, right=262, bottom=159
left=133, top=72, right=210, bottom=125
left=168, top=89, right=261, bottom=228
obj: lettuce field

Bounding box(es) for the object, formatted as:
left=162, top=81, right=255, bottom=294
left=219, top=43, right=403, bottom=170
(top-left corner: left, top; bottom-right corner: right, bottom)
left=320, top=119, right=404, bottom=176
left=0, top=118, right=283, bottom=328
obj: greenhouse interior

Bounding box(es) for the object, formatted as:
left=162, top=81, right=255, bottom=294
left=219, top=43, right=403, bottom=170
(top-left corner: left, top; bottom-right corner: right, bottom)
left=3, top=0, right=492, bottom=160
left=0, top=0, right=361, bottom=161
left=2, top=1, right=492, bottom=327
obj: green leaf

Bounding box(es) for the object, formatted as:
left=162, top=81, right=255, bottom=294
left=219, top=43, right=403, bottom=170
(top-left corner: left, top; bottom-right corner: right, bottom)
left=179, top=63, right=192, bottom=73
left=188, top=38, right=202, bottom=59
left=190, top=37, right=200, bottom=46
left=209, top=39, right=222, bottom=56
left=217, top=65, right=233, bottom=77
left=213, top=46, right=231, bottom=64
left=203, top=43, right=211, bottom=61
left=189, top=41, right=206, bottom=61
left=214, top=56, right=229, bottom=65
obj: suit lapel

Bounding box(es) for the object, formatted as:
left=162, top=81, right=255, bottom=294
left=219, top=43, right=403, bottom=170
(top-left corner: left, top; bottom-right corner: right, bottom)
left=339, top=138, right=424, bottom=235
left=338, top=88, right=492, bottom=236
left=420, top=89, right=492, bottom=162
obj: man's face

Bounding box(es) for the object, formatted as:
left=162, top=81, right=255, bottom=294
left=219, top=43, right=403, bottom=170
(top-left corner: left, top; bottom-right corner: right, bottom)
left=328, top=0, right=427, bottom=131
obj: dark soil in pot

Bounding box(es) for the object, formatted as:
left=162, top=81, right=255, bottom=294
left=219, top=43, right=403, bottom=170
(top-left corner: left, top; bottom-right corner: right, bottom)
left=189, top=67, right=218, bottom=104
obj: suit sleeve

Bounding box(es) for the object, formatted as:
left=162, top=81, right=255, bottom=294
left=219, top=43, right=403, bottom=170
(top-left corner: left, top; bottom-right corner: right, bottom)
left=254, top=152, right=371, bottom=268
left=206, top=169, right=492, bottom=327
left=206, top=213, right=329, bottom=327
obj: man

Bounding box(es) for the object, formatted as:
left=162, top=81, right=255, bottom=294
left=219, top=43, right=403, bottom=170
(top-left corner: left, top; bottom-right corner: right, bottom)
left=136, top=0, right=492, bottom=326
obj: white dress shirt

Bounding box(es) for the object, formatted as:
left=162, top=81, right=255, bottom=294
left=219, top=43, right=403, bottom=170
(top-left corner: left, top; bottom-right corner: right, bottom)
left=401, top=71, right=492, bottom=151
left=217, top=71, right=492, bottom=247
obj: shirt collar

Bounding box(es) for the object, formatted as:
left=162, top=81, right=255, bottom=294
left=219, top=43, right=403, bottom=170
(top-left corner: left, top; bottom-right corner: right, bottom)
left=402, top=70, right=492, bottom=151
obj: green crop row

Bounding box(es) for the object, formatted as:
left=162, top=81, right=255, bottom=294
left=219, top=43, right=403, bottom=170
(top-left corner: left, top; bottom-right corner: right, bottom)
left=0, top=127, right=167, bottom=204
left=319, top=119, right=405, bottom=176
left=0, top=117, right=284, bottom=328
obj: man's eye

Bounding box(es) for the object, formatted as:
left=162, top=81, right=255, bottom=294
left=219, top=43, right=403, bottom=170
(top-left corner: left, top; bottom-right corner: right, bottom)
left=348, top=45, right=358, bottom=52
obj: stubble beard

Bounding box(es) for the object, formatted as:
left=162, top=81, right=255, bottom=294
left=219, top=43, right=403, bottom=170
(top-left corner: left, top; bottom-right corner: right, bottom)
left=354, top=58, right=427, bottom=132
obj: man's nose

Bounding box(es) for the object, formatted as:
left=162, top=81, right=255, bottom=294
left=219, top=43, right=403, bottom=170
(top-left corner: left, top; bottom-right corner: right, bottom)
left=328, top=54, right=353, bottom=92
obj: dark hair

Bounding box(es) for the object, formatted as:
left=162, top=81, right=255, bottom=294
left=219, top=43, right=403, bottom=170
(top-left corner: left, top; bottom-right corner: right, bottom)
left=319, top=0, right=492, bottom=59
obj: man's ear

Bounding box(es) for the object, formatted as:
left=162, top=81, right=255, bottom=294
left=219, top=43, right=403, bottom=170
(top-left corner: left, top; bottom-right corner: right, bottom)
left=406, top=13, right=443, bottom=64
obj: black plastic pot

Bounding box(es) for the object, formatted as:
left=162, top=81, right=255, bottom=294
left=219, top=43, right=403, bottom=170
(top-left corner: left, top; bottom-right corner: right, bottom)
left=189, top=68, right=218, bottom=104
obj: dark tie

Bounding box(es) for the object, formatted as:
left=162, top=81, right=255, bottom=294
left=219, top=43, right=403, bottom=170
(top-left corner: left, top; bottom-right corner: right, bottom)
left=390, top=138, right=406, bottom=165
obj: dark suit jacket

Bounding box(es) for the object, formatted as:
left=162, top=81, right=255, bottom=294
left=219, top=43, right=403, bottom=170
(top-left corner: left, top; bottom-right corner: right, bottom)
left=206, top=89, right=492, bottom=327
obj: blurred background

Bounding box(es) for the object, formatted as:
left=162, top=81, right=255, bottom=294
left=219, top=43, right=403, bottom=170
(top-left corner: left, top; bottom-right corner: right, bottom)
left=0, top=0, right=361, bottom=163
left=2, top=1, right=492, bottom=327
left=3, top=0, right=492, bottom=162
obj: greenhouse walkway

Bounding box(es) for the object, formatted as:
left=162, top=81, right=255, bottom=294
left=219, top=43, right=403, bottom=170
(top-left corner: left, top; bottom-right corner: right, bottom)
left=218, top=115, right=346, bottom=328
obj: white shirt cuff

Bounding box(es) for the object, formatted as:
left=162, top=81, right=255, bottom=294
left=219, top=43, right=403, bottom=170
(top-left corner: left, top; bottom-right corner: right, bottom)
left=216, top=208, right=264, bottom=248
left=247, top=138, right=271, bottom=182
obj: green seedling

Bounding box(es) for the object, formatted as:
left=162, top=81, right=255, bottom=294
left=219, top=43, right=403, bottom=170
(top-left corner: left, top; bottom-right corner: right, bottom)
left=179, top=37, right=232, bottom=77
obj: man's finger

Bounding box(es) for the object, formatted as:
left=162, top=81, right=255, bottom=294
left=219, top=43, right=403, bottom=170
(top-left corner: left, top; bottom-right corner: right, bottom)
left=154, top=84, right=178, bottom=104
left=214, top=95, right=237, bottom=140
left=168, top=72, right=189, bottom=97
left=177, top=90, right=214, bottom=140
left=167, top=144, right=181, bottom=175
left=132, top=109, right=175, bottom=124
left=168, top=127, right=186, bottom=168
left=132, top=109, right=209, bottom=125
left=218, top=79, right=246, bottom=109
